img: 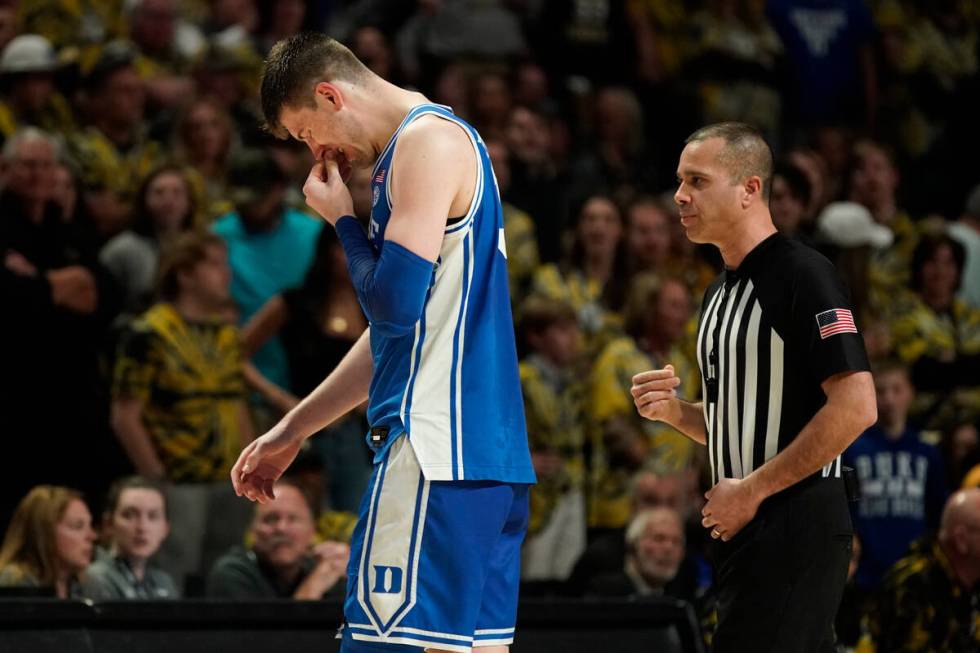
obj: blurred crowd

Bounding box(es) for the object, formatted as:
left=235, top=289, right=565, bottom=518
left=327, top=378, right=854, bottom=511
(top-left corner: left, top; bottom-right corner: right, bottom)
left=0, top=0, right=979, bottom=651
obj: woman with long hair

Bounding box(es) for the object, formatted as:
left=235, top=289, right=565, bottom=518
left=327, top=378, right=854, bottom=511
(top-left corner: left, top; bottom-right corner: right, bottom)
left=98, top=164, right=197, bottom=317
left=531, top=194, right=630, bottom=351
left=173, top=97, right=237, bottom=220
left=0, top=486, right=96, bottom=598
left=892, top=234, right=980, bottom=429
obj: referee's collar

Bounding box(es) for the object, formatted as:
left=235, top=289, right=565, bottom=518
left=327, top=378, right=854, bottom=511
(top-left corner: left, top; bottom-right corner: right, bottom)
left=724, top=232, right=784, bottom=281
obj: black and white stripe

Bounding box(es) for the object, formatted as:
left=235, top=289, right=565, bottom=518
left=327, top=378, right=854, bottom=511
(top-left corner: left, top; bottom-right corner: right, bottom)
left=697, top=275, right=841, bottom=484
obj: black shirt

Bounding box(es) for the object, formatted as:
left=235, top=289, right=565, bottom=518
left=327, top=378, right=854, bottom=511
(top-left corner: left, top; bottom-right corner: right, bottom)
left=696, top=233, right=870, bottom=486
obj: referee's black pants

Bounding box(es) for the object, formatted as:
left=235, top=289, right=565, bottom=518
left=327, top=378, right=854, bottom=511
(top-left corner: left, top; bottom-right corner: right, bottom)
left=711, top=476, right=852, bottom=653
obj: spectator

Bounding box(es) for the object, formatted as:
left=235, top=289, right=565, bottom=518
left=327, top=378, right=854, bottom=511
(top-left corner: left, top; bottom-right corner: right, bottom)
left=240, top=227, right=370, bottom=513
left=518, top=296, right=587, bottom=581
left=949, top=423, right=980, bottom=489
left=80, top=476, right=178, bottom=599
left=485, top=138, right=539, bottom=306
left=569, top=86, right=659, bottom=198
left=766, top=0, right=877, bottom=128
left=255, top=0, right=310, bottom=56
left=126, top=0, right=202, bottom=109
left=868, top=489, right=980, bottom=653
left=949, top=183, right=980, bottom=309
left=847, top=140, right=919, bottom=319
left=0, top=486, right=96, bottom=598
left=588, top=274, right=698, bottom=531
left=625, top=195, right=673, bottom=276
left=892, top=234, right=980, bottom=429
left=0, top=34, right=76, bottom=145
left=212, top=148, right=323, bottom=402
left=19, top=0, right=126, bottom=52
left=787, top=146, right=831, bottom=219
left=527, top=0, right=636, bottom=85
left=504, top=104, right=569, bottom=263
left=587, top=506, right=686, bottom=600
left=51, top=160, right=80, bottom=225
left=394, top=0, right=525, bottom=87
left=687, top=0, right=784, bottom=141
left=843, top=360, right=948, bottom=591
left=173, top=97, right=236, bottom=220
left=70, top=41, right=164, bottom=236
left=191, top=40, right=266, bottom=149
left=568, top=465, right=699, bottom=599
left=99, top=164, right=197, bottom=318
left=206, top=478, right=349, bottom=600
left=770, top=161, right=813, bottom=244
left=349, top=25, right=404, bottom=86
left=531, top=194, right=629, bottom=343
left=469, top=70, right=512, bottom=142
left=110, top=231, right=254, bottom=590
left=0, top=127, right=119, bottom=531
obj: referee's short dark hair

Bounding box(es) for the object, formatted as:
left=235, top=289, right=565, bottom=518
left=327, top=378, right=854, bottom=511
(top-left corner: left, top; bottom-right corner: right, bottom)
left=686, top=122, right=774, bottom=201
left=260, top=32, right=369, bottom=139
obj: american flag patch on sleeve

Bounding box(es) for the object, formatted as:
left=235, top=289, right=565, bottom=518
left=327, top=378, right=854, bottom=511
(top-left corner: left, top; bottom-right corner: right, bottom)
left=815, top=308, right=858, bottom=339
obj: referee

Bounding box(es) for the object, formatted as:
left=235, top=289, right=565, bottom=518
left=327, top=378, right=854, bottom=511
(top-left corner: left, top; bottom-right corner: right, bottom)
left=631, top=122, right=876, bottom=652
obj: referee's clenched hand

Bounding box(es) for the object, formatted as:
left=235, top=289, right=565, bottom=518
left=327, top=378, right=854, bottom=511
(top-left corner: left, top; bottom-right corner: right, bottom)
left=631, top=366, right=682, bottom=423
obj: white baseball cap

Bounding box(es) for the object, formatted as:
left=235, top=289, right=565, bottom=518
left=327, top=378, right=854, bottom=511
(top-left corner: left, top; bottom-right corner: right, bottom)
left=0, top=34, right=57, bottom=74
left=817, top=201, right=894, bottom=249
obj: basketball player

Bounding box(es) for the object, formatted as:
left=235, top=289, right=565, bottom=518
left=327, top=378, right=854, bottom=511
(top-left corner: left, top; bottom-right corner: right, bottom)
left=230, top=33, right=535, bottom=653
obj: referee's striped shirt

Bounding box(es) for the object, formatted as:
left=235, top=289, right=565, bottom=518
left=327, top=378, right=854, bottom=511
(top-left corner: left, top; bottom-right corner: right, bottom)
left=696, top=234, right=871, bottom=486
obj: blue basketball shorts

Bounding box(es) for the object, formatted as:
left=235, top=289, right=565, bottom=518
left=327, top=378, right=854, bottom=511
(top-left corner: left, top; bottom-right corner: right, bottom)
left=340, top=436, right=530, bottom=652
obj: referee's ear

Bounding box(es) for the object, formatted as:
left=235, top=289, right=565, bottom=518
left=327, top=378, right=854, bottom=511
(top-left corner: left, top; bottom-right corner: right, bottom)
left=741, top=176, right=763, bottom=209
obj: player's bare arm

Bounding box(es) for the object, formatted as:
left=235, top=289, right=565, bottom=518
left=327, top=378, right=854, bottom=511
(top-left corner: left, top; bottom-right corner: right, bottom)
left=232, top=327, right=373, bottom=502
left=383, top=116, right=478, bottom=261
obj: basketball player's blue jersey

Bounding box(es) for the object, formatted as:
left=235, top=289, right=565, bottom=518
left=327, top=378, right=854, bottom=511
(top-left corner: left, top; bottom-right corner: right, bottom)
left=364, top=103, right=535, bottom=484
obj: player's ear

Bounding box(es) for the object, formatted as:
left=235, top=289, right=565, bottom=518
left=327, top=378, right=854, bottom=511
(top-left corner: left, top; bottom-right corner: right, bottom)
left=315, top=82, right=344, bottom=112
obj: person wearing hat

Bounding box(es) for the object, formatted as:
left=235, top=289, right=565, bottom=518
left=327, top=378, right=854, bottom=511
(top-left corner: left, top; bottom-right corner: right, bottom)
left=847, top=139, right=920, bottom=321
left=949, top=183, right=980, bottom=310
left=0, top=34, right=76, bottom=144
left=211, top=148, right=323, bottom=414
left=68, top=40, right=164, bottom=236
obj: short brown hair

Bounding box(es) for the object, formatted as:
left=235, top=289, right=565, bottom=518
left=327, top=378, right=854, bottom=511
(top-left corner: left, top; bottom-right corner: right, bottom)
left=518, top=296, right=577, bottom=341
left=156, top=230, right=225, bottom=301
left=0, top=486, right=85, bottom=586
left=104, top=476, right=168, bottom=520
left=685, top=122, right=774, bottom=200
left=260, top=32, right=369, bottom=138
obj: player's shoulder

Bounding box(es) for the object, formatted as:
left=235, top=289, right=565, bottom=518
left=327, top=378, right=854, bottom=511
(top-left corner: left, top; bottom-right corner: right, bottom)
left=398, top=112, right=473, bottom=157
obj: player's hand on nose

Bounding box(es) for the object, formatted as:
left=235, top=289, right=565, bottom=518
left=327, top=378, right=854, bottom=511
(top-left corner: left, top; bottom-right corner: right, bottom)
left=631, top=365, right=681, bottom=423
left=303, top=155, right=354, bottom=225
